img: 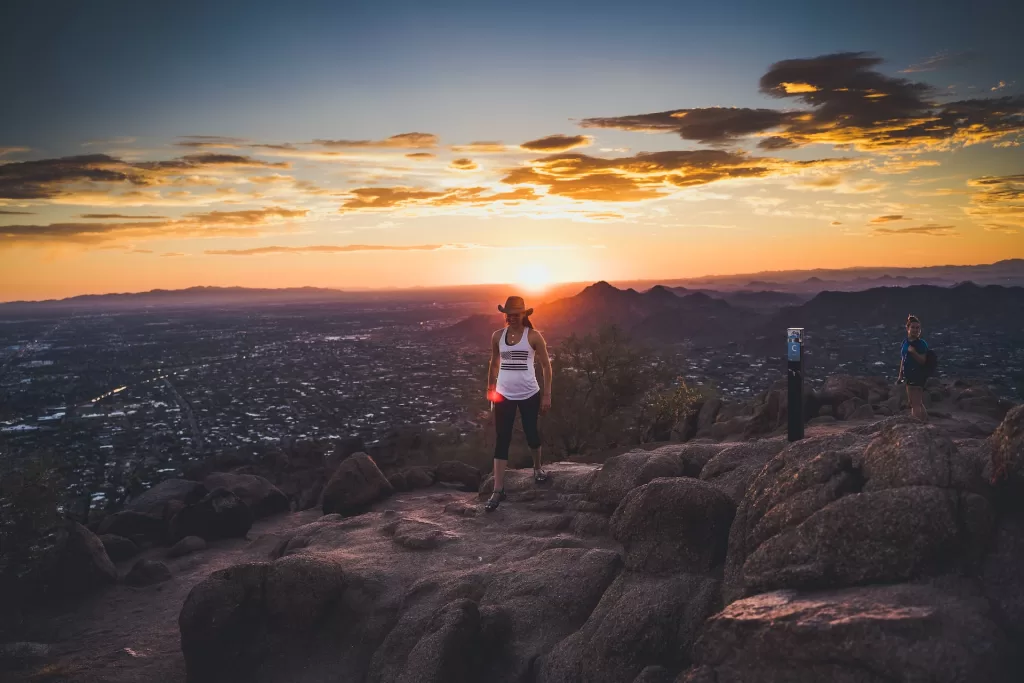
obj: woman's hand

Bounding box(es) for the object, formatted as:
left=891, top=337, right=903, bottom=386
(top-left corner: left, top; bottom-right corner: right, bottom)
left=540, top=393, right=551, bottom=415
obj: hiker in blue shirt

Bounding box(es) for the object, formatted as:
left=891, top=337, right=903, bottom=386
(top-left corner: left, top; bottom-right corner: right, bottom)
left=897, top=314, right=929, bottom=422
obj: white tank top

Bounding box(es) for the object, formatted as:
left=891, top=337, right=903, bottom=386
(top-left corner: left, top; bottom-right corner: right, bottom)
left=495, top=327, right=540, bottom=400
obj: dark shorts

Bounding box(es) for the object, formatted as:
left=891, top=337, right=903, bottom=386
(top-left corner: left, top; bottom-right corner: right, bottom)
left=905, top=369, right=927, bottom=388
left=493, top=391, right=541, bottom=460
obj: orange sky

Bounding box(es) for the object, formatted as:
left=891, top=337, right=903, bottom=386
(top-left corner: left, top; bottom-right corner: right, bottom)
left=2, top=48, right=1023, bottom=301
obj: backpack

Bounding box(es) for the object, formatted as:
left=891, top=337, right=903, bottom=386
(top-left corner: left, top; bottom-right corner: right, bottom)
left=924, top=349, right=938, bottom=376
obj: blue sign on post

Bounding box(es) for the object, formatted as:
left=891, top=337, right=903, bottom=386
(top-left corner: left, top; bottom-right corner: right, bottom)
left=787, top=328, right=803, bottom=362
left=787, top=327, right=804, bottom=442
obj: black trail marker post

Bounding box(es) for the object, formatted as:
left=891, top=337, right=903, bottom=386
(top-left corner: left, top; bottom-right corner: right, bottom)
left=787, top=327, right=804, bottom=442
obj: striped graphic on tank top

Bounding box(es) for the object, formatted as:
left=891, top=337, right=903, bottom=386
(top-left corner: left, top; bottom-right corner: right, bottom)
left=500, top=349, right=529, bottom=371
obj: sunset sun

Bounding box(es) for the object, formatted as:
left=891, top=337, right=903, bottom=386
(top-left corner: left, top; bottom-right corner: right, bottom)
left=517, top=263, right=553, bottom=292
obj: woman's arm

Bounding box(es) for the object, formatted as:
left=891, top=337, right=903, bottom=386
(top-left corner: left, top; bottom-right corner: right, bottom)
left=487, top=330, right=501, bottom=398
left=907, top=342, right=928, bottom=365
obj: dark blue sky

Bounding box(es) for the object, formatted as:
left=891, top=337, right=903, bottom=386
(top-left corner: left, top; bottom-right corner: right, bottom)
left=3, top=0, right=1021, bottom=153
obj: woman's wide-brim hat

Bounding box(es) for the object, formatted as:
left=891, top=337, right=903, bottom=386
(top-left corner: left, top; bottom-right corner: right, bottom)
left=498, top=295, right=533, bottom=316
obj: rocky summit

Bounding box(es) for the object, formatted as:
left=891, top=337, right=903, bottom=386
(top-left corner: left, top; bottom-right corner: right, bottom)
left=6, top=389, right=1024, bottom=683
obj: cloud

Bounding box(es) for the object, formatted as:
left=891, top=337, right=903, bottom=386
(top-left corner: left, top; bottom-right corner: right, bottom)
left=581, top=107, right=792, bottom=146
left=204, top=243, right=470, bottom=256
left=337, top=186, right=538, bottom=213
left=581, top=52, right=1024, bottom=152
left=520, top=134, right=593, bottom=152
left=450, top=158, right=478, bottom=171
left=796, top=175, right=842, bottom=189
left=871, top=224, right=957, bottom=236
left=497, top=149, right=850, bottom=202
left=131, top=248, right=153, bottom=254
left=161, top=252, right=187, bottom=257
left=0, top=206, right=309, bottom=247
left=246, top=173, right=294, bottom=184
left=984, top=224, right=1019, bottom=234
left=311, top=132, right=438, bottom=149
left=831, top=220, right=842, bottom=225
left=78, top=213, right=167, bottom=219
left=900, top=51, right=979, bottom=73
left=870, top=214, right=908, bottom=223
left=81, top=137, right=137, bottom=148
left=965, top=174, right=1024, bottom=228
left=991, top=81, right=1009, bottom=92
left=872, top=158, right=941, bottom=174
left=175, top=136, right=249, bottom=149
left=0, top=146, right=30, bottom=158
left=0, top=153, right=289, bottom=200
left=406, top=153, right=436, bottom=160
left=451, top=142, right=512, bottom=154
left=0, top=209, right=35, bottom=215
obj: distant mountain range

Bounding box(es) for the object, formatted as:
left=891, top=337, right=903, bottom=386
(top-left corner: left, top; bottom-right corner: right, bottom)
left=640, top=259, right=1024, bottom=293
left=439, top=280, right=1024, bottom=352
left=3, top=259, right=1022, bottom=317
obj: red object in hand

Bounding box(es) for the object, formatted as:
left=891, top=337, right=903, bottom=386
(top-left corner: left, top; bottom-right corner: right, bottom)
left=487, top=389, right=503, bottom=403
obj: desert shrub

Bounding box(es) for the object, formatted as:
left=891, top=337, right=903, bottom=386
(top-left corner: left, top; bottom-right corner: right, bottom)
left=635, top=379, right=706, bottom=443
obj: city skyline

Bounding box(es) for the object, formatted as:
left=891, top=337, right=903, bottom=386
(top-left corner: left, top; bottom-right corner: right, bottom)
left=2, top=0, right=1022, bottom=301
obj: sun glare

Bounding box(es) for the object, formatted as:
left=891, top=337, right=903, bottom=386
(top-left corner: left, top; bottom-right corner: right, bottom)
left=517, top=263, right=552, bottom=292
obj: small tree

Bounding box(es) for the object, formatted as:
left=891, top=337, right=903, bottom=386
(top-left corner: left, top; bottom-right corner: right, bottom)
left=544, top=325, right=662, bottom=456
left=635, top=378, right=705, bottom=443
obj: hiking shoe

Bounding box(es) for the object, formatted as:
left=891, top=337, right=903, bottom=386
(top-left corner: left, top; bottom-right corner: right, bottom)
left=534, top=469, right=548, bottom=484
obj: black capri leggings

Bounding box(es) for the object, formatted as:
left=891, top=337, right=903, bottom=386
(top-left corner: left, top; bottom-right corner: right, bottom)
left=493, top=390, right=542, bottom=461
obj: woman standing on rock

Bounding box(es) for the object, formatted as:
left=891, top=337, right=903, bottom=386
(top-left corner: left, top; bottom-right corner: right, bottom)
left=485, top=296, right=553, bottom=511
left=898, top=314, right=929, bottom=422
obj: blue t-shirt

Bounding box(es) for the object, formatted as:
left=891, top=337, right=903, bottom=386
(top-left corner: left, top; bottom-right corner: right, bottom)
left=901, top=338, right=928, bottom=378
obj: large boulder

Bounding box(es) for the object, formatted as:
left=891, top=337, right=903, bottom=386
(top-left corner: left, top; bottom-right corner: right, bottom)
left=474, top=548, right=622, bottom=682
left=610, top=478, right=736, bottom=574
left=320, top=453, right=394, bottom=515
left=388, top=466, right=436, bottom=493
left=990, top=404, right=1024, bottom=489
left=695, top=398, right=722, bottom=437
left=203, top=472, right=290, bottom=518
left=588, top=450, right=685, bottom=510
left=836, top=396, right=866, bottom=420
left=709, top=417, right=752, bottom=441
left=849, top=403, right=876, bottom=420
left=96, top=509, right=169, bottom=545
left=960, top=395, right=1013, bottom=421
left=714, top=402, right=751, bottom=424
left=724, top=424, right=994, bottom=602
left=392, top=598, right=482, bottom=683
left=179, top=556, right=353, bottom=683
left=538, top=572, right=721, bottom=683
left=698, top=439, right=787, bottom=504
left=980, top=510, right=1024, bottom=656
left=170, top=488, right=253, bottom=542
left=124, top=559, right=172, bottom=586
left=818, top=374, right=888, bottom=407
left=434, top=461, right=482, bottom=492
left=99, top=534, right=139, bottom=562
left=181, top=547, right=620, bottom=683
left=681, top=583, right=1011, bottom=682
left=125, top=478, right=207, bottom=515
left=167, top=535, right=207, bottom=558
left=49, top=520, right=117, bottom=599
left=674, top=444, right=727, bottom=478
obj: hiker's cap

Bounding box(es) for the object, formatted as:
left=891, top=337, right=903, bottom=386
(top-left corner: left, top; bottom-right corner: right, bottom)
left=498, top=295, right=533, bottom=317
